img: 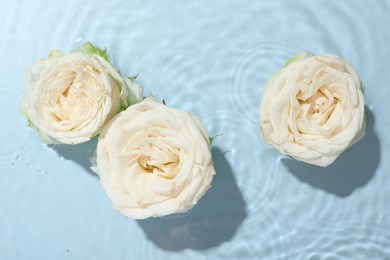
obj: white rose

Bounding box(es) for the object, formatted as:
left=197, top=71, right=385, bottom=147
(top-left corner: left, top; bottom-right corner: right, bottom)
left=92, top=98, right=216, bottom=219
left=21, top=43, right=143, bottom=144
left=260, top=53, right=365, bottom=167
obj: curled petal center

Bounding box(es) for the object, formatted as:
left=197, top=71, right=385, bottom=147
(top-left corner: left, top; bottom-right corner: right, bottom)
left=296, top=87, right=338, bottom=127
left=137, top=139, right=180, bottom=179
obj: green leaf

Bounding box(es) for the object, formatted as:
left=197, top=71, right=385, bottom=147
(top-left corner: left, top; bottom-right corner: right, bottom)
left=127, top=74, right=139, bottom=81
left=119, top=102, right=127, bottom=112
left=48, top=49, right=63, bottom=59
left=27, top=119, right=37, bottom=129
left=209, top=134, right=222, bottom=144
left=77, top=42, right=111, bottom=62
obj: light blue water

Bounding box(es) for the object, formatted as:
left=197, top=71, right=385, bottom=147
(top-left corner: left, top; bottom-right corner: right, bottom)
left=1, top=0, right=390, bottom=259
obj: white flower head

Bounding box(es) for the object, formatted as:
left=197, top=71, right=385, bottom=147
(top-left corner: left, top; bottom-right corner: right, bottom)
left=260, top=53, right=365, bottom=167
left=21, top=42, right=143, bottom=144
left=93, top=98, right=216, bottom=219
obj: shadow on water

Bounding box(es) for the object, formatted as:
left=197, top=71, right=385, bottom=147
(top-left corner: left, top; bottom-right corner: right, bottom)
left=50, top=138, right=98, bottom=177
left=283, top=108, right=380, bottom=197
left=137, top=147, right=247, bottom=251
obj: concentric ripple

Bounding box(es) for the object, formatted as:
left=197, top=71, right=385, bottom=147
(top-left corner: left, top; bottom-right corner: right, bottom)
left=226, top=40, right=301, bottom=125
left=148, top=48, right=213, bottom=114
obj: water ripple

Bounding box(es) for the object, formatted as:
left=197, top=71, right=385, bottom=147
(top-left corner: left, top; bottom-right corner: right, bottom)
left=203, top=111, right=283, bottom=205
left=244, top=196, right=293, bottom=259
left=291, top=214, right=390, bottom=259
left=226, top=40, right=301, bottom=126
left=147, top=48, right=213, bottom=114
left=2, top=0, right=390, bottom=259
left=75, top=0, right=147, bottom=48
left=0, top=86, right=39, bottom=164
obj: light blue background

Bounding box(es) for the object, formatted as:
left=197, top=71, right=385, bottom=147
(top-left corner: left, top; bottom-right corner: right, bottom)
left=1, top=0, right=390, bottom=259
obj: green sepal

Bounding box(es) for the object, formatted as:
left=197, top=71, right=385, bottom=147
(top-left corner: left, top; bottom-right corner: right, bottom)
left=128, top=74, right=139, bottom=81
left=48, top=49, right=63, bottom=59
left=76, top=42, right=111, bottom=63
left=209, top=134, right=222, bottom=144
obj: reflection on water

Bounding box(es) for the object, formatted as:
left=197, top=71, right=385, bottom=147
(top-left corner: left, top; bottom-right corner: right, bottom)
left=282, top=108, right=380, bottom=197
left=137, top=147, right=247, bottom=251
